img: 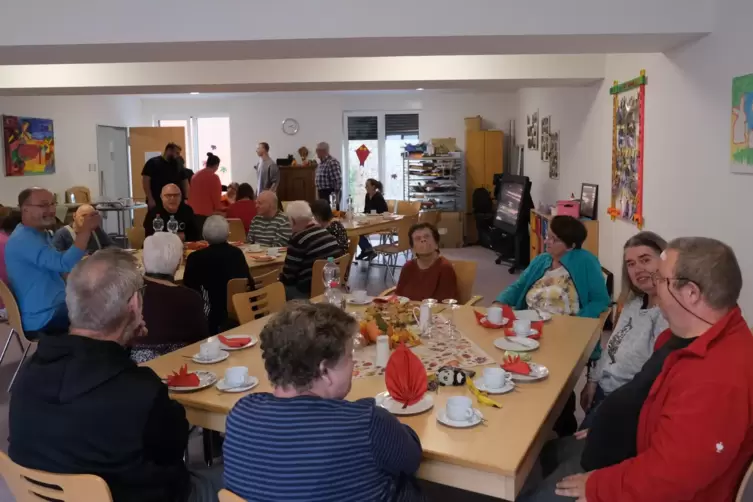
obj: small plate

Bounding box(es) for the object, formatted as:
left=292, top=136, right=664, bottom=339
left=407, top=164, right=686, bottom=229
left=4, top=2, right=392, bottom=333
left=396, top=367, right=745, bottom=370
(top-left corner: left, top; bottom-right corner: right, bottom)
left=347, top=295, right=373, bottom=305
left=216, top=376, right=259, bottom=393
left=168, top=370, right=218, bottom=392
left=473, top=378, right=515, bottom=395
left=191, top=351, right=230, bottom=364
left=493, top=336, right=540, bottom=352
left=514, top=310, right=553, bottom=322
left=219, top=335, right=258, bottom=351
left=375, top=392, right=434, bottom=416
left=480, top=316, right=509, bottom=328
left=510, top=363, right=550, bottom=383
left=436, top=408, right=484, bottom=428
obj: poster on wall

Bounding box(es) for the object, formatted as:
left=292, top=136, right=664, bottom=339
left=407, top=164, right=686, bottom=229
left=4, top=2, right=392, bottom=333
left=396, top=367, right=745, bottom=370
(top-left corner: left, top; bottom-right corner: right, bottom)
left=549, top=131, right=559, bottom=179
left=3, top=115, right=56, bottom=176
left=731, top=73, right=753, bottom=174
left=607, top=70, right=647, bottom=229
left=541, top=116, right=551, bottom=161
left=526, top=111, right=539, bottom=150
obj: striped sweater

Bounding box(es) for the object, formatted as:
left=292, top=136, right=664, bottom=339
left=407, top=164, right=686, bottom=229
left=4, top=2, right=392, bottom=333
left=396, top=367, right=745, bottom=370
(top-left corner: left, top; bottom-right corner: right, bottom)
left=281, top=224, right=344, bottom=295
left=223, top=393, right=424, bottom=502
left=247, top=213, right=291, bottom=247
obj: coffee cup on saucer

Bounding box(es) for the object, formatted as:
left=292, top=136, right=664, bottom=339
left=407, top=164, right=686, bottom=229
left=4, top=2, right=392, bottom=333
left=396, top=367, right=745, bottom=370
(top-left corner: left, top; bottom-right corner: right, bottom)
left=486, top=306, right=504, bottom=325
left=267, top=247, right=280, bottom=258
left=351, top=290, right=368, bottom=303
left=446, top=396, right=474, bottom=422
left=248, top=244, right=261, bottom=253
left=225, top=366, right=249, bottom=388
left=483, top=367, right=511, bottom=390
left=199, top=341, right=221, bottom=360
left=513, top=319, right=532, bottom=336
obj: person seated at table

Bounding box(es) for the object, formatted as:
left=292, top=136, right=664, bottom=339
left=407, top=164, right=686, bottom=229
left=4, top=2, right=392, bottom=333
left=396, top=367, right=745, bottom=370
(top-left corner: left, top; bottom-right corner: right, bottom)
left=51, top=203, right=114, bottom=254
left=580, top=231, right=668, bottom=426
left=5, top=188, right=99, bottom=334
left=225, top=183, right=257, bottom=234
left=220, top=182, right=239, bottom=211
left=144, top=183, right=201, bottom=242
left=184, top=215, right=254, bottom=334
left=0, top=210, right=21, bottom=320
left=357, top=178, right=388, bottom=261
left=130, top=232, right=210, bottom=363
left=310, top=198, right=349, bottom=252
left=223, top=302, right=424, bottom=501
left=247, top=190, right=291, bottom=247
left=395, top=222, right=458, bottom=302
left=189, top=152, right=224, bottom=231
left=8, top=249, right=224, bottom=502
left=280, top=201, right=344, bottom=300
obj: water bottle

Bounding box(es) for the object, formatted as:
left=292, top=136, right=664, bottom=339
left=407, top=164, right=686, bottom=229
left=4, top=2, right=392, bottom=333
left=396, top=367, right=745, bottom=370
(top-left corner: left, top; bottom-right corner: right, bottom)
left=152, top=213, right=164, bottom=232
left=322, top=257, right=345, bottom=308
left=167, top=215, right=179, bottom=234
left=329, top=192, right=337, bottom=211
left=346, top=195, right=354, bottom=221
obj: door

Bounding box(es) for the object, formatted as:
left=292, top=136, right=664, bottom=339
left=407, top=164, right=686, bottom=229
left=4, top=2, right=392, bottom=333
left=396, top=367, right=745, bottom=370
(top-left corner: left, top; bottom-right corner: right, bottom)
left=96, top=126, right=129, bottom=235
left=129, top=127, right=186, bottom=228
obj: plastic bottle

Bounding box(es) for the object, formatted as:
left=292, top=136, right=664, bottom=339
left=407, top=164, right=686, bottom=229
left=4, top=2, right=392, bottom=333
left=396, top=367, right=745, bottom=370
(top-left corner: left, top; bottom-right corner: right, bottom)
left=167, top=215, right=179, bottom=234
left=152, top=214, right=164, bottom=233
left=322, top=257, right=344, bottom=307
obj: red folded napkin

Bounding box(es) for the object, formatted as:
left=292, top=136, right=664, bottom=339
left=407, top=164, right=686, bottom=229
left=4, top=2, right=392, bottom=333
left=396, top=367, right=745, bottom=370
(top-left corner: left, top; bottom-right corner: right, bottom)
left=473, top=310, right=506, bottom=329
left=373, top=295, right=399, bottom=305
left=502, top=305, right=516, bottom=321
left=385, top=343, right=427, bottom=408
left=219, top=335, right=251, bottom=348
left=166, top=364, right=200, bottom=387
left=504, top=321, right=544, bottom=340
left=502, top=356, right=531, bottom=375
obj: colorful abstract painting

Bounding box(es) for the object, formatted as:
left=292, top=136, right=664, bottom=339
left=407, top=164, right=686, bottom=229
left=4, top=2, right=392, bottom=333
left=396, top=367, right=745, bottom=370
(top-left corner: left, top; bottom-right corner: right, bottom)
left=731, top=73, right=753, bottom=174
left=3, top=115, right=56, bottom=176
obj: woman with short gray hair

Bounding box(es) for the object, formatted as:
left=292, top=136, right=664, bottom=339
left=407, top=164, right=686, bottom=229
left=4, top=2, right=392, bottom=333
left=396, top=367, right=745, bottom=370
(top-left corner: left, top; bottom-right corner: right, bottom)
left=130, top=232, right=209, bottom=363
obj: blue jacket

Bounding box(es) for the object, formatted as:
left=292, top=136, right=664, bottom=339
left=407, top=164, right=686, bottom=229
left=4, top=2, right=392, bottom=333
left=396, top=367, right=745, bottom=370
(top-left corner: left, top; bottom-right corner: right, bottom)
left=496, top=249, right=609, bottom=319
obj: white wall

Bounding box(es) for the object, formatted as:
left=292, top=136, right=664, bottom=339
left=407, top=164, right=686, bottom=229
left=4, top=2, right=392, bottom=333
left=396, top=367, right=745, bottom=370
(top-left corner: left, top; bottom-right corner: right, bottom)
left=0, top=95, right=142, bottom=205
left=517, top=0, right=753, bottom=313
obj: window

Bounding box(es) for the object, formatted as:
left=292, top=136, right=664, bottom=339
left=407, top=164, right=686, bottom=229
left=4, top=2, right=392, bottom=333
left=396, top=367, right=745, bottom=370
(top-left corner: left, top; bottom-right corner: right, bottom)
left=158, top=116, right=232, bottom=186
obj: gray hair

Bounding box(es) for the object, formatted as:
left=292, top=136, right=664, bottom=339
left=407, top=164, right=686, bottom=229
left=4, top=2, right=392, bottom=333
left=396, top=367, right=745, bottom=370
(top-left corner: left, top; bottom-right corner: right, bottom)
left=203, top=215, right=229, bottom=244
left=66, top=248, right=143, bottom=332
left=316, top=142, right=330, bottom=152
left=143, top=232, right=183, bottom=275
left=285, top=200, right=313, bottom=223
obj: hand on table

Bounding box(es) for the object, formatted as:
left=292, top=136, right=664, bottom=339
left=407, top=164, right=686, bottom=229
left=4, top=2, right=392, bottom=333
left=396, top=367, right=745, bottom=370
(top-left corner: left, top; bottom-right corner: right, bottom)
left=555, top=472, right=592, bottom=501
left=580, top=381, right=597, bottom=412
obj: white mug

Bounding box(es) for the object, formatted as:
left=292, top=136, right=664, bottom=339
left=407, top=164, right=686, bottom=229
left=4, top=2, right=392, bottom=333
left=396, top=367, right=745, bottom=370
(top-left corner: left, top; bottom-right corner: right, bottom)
left=267, top=247, right=280, bottom=257
left=446, top=396, right=474, bottom=422
left=375, top=335, right=390, bottom=367
left=352, top=289, right=368, bottom=303
left=225, top=366, right=248, bottom=388
left=248, top=244, right=261, bottom=253
left=370, top=210, right=377, bottom=215
left=412, top=302, right=432, bottom=333
left=483, top=367, right=512, bottom=390
left=513, top=319, right=532, bottom=336
left=199, top=341, right=221, bottom=360
left=487, top=306, right=504, bottom=325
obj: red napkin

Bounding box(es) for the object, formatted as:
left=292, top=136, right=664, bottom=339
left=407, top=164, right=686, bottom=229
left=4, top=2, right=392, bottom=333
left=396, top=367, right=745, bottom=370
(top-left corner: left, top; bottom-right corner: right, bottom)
left=473, top=310, right=506, bottom=329
left=373, top=295, right=399, bottom=305
left=219, top=335, right=251, bottom=348
left=505, top=321, right=544, bottom=340
left=501, top=305, right=516, bottom=321
left=502, top=356, right=531, bottom=375
left=385, top=343, right=427, bottom=408
left=166, top=364, right=200, bottom=387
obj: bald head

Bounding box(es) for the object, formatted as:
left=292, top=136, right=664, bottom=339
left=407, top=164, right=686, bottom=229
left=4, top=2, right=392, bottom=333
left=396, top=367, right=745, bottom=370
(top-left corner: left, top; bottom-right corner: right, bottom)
left=73, top=204, right=99, bottom=231
left=160, top=183, right=182, bottom=213
left=257, top=190, right=279, bottom=218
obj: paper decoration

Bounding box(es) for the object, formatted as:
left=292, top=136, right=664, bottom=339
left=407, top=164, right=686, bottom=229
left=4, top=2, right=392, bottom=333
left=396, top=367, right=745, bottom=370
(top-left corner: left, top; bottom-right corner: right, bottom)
left=355, top=144, right=371, bottom=166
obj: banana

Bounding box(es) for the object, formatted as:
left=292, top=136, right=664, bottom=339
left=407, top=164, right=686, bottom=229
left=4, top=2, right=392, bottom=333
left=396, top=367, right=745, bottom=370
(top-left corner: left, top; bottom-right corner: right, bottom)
left=465, top=378, right=502, bottom=408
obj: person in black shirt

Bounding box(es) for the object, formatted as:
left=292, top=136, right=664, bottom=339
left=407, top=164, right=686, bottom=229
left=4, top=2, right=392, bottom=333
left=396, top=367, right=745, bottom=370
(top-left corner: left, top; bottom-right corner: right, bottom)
left=143, top=183, right=201, bottom=242
left=357, top=178, right=388, bottom=260
left=142, top=143, right=190, bottom=208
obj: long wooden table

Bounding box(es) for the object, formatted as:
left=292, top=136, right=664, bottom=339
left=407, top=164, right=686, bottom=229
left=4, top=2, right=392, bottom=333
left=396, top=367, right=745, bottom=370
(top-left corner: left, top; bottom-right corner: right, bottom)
left=142, top=305, right=601, bottom=500
left=340, top=214, right=404, bottom=258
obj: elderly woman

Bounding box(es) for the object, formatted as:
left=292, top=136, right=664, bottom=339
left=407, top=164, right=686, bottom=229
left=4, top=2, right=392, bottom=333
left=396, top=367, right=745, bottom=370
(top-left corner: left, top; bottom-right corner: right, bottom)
left=281, top=201, right=344, bottom=300
left=223, top=302, right=424, bottom=501
left=129, top=232, right=209, bottom=363
left=309, top=199, right=348, bottom=252
left=183, top=215, right=253, bottom=333
left=52, top=204, right=113, bottom=253
left=395, top=222, right=458, bottom=302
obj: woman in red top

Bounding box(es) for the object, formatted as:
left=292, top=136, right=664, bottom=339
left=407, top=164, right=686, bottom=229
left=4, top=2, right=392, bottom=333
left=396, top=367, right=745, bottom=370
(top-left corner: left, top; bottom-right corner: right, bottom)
left=226, top=183, right=257, bottom=234
left=220, top=182, right=239, bottom=211
left=395, top=222, right=458, bottom=302
left=188, top=152, right=223, bottom=232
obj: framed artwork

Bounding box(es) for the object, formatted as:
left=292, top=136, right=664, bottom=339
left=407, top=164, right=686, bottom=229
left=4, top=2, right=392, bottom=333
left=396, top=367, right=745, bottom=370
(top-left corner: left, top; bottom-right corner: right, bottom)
left=3, top=115, right=56, bottom=176
left=580, top=183, right=599, bottom=220
left=526, top=111, right=539, bottom=150
left=548, top=131, right=559, bottom=180
left=541, top=116, right=551, bottom=161
left=607, top=70, right=646, bottom=228
left=731, top=73, right=753, bottom=174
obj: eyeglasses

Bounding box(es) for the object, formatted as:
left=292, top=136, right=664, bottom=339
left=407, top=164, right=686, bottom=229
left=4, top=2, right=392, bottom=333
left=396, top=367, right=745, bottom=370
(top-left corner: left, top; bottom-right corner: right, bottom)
left=25, top=202, right=57, bottom=209
left=650, top=272, right=700, bottom=290
left=163, top=193, right=181, bottom=199
left=137, top=284, right=147, bottom=300
left=545, top=233, right=563, bottom=244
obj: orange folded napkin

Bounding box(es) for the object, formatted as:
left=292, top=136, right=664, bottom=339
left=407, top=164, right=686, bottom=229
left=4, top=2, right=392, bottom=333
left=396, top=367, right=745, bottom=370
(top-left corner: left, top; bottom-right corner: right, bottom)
left=385, top=343, right=427, bottom=408
left=473, top=310, right=506, bottom=329
left=504, top=321, right=544, bottom=340
left=502, top=355, right=531, bottom=375
left=166, top=364, right=200, bottom=387
left=219, top=335, right=250, bottom=348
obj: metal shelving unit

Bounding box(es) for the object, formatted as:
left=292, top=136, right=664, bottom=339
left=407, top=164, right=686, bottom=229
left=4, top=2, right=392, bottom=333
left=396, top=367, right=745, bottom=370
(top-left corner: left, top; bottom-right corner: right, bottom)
left=402, top=153, right=464, bottom=212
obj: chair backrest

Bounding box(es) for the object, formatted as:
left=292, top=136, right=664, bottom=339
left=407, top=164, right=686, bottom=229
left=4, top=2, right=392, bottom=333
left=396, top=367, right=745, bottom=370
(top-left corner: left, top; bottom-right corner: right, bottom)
left=418, top=210, right=441, bottom=227
left=449, top=260, right=477, bottom=305
left=226, top=278, right=251, bottom=321
left=126, top=226, right=146, bottom=249
left=737, top=459, right=753, bottom=502
left=65, top=186, right=91, bottom=204
left=0, top=279, right=24, bottom=339
left=397, top=200, right=422, bottom=216
left=219, top=489, right=246, bottom=502
left=386, top=199, right=396, bottom=213
left=0, top=451, right=113, bottom=502
left=281, top=201, right=290, bottom=211
left=227, top=218, right=246, bottom=242
left=394, top=215, right=418, bottom=254
left=252, top=267, right=282, bottom=289
left=232, top=282, right=286, bottom=324
left=310, top=254, right=351, bottom=298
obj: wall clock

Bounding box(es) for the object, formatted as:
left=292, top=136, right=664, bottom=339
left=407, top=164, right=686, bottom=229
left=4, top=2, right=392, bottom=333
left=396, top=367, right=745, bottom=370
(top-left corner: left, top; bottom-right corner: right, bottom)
left=282, top=118, right=300, bottom=135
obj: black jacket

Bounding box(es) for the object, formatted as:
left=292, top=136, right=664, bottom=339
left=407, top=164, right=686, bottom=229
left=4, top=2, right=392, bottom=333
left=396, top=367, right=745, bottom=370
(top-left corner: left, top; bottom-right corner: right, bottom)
left=364, top=192, right=388, bottom=214
left=9, top=335, right=190, bottom=502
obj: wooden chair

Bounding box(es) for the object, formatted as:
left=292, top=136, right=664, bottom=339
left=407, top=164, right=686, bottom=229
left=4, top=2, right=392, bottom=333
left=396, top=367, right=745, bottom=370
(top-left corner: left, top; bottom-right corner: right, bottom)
left=232, top=282, right=286, bottom=325
left=397, top=200, right=422, bottom=216
left=0, top=451, right=112, bottom=502
left=310, top=254, right=352, bottom=298
left=219, top=489, right=246, bottom=502
left=227, top=218, right=246, bottom=242
left=373, top=214, right=418, bottom=282
left=736, top=459, right=753, bottom=502
left=418, top=210, right=441, bottom=227
left=126, top=226, right=146, bottom=249
left=226, top=278, right=252, bottom=322
left=65, top=186, right=91, bottom=204
left=386, top=199, right=397, bottom=213
left=281, top=201, right=291, bottom=211
left=379, top=259, right=482, bottom=305
left=252, top=267, right=282, bottom=289
left=0, top=280, right=36, bottom=392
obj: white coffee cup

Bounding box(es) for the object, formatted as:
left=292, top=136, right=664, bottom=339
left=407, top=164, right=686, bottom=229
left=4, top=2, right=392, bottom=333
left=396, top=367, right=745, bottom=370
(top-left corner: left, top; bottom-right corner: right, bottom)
left=483, top=367, right=511, bottom=390
left=248, top=244, right=261, bottom=252
left=487, top=306, right=504, bottom=325
left=267, top=247, right=280, bottom=257
left=352, top=290, right=368, bottom=303
left=513, top=319, right=532, bottom=336
left=446, top=396, right=474, bottom=422
left=370, top=210, right=377, bottom=215
left=225, top=366, right=248, bottom=388
left=199, top=341, right=221, bottom=360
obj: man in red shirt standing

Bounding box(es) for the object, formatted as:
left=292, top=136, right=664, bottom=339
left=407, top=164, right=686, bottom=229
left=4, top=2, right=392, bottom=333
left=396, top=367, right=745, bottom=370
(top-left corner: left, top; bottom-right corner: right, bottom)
left=557, top=237, right=753, bottom=502
left=188, top=153, right=223, bottom=234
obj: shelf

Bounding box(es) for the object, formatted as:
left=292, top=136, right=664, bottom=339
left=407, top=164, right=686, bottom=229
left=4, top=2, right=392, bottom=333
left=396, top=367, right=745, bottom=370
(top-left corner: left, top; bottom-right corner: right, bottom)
left=403, top=149, right=465, bottom=212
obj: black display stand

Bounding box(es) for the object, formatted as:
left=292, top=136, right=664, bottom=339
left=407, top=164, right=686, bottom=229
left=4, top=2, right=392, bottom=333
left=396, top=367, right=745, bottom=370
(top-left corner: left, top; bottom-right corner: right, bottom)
left=491, top=174, right=533, bottom=274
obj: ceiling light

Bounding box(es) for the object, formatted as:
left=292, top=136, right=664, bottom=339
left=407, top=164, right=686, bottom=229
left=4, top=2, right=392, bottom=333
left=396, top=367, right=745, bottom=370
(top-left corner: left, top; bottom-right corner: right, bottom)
left=416, top=88, right=424, bottom=91
left=190, top=92, right=200, bottom=95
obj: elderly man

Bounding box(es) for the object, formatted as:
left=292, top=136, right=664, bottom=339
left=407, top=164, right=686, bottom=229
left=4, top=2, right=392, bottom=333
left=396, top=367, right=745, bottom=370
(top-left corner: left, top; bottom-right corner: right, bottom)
left=144, top=183, right=201, bottom=242
left=142, top=142, right=190, bottom=208
left=281, top=200, right=344, bottom=300
left=5, top=188, right=99, bottom=333
left=247, top=190, right=291, bottom=247
left=8, top=249, right=223, bottom=502
left=315, top=142, right=342, bottom=203
left=551, top=237, right=753, bottom=502
left=52, top=203, right=113, bottom=253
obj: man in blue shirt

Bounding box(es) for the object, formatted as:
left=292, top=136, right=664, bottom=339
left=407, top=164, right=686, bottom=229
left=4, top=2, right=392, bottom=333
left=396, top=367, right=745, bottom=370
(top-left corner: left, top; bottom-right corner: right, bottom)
left=5, top=188, right=99, bottom=334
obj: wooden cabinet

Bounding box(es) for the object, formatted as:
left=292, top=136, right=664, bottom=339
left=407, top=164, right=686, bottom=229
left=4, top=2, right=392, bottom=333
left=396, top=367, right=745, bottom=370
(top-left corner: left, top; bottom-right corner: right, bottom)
left=529, top=209, right=599, bottom=260
left=465, top=130, right=503, bottom=208
left=277, top=166, right=317, bottom=203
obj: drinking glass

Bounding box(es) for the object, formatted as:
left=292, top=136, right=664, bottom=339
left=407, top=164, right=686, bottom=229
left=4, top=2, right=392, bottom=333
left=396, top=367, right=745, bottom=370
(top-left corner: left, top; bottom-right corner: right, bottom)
left=442, top=299, right=459, bottom=340
left=421, top=298, right=437, bottom=339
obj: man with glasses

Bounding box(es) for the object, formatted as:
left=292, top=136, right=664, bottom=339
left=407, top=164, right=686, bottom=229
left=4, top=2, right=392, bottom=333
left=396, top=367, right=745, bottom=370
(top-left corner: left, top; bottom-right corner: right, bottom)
left=143, top=183, right=201, bottom=242
left=4, top=187, right=99, bottom=334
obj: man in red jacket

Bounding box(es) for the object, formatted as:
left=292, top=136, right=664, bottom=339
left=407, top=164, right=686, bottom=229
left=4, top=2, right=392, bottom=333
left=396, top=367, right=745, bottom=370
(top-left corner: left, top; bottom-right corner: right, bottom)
left=557, top=237, right=753, bottom=502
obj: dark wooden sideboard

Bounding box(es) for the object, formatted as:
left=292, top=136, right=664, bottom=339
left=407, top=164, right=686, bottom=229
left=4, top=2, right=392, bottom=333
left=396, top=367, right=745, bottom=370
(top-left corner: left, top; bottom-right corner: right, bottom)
left=277, top=165, right=317, bottom=204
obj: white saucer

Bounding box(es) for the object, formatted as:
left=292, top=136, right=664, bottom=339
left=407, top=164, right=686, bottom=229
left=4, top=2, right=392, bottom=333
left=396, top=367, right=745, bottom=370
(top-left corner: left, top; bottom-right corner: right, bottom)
left=511, top=329, right=540, bottom=338
left=510, top=363, right=550, bottom=383
left=514, top=310, right=553, bottom=322
left=167, top=370, right=218, bottom=392
left=436, top=408, right=484, bottom=428
left=191, top=351, right=230, bottom=364
left=347, top=296, right=373, bottom=305
left=480, top=316, right=509, bottom=328
left=473, top=378, right=515, bottom=395
left=216, top=376, right=259, bottom=393
left=375, top=392, right=434, bottom=415
left=219, top=335, right=258, bottom=351
left=493, top=336, right=540, bottom=352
